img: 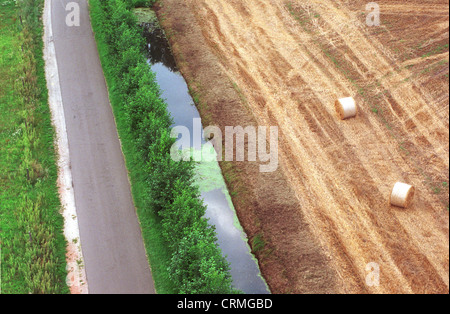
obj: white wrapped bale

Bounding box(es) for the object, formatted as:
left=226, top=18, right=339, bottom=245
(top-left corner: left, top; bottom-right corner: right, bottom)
left=390, top=182, right=415, bottom=208
left=335, top=97, right=357, bottom=120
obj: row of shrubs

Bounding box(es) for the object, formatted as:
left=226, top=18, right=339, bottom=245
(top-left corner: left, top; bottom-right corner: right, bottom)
left=89, top=0, right=238, bottom=293
left=0, top=0, right=68, bottom=293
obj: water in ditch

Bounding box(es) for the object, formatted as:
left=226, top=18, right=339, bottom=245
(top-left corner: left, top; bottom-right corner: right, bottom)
left=139, top=11, right=270, bottom=294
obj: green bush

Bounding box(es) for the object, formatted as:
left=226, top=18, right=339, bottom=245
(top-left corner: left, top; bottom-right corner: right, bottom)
left=131, top=0, right=153, bottom=8
left=89, top=0, right=238, bottom=294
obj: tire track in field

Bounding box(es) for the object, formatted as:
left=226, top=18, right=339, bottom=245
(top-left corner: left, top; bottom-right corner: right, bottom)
left=182, top=0, right=449, bottom=293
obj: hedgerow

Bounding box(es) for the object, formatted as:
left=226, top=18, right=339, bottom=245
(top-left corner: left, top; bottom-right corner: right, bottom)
left=89, top=0, right=238, bottom=294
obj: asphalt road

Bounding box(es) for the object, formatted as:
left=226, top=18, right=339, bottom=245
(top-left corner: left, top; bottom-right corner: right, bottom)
left=50, top=0, right=155, bottom=294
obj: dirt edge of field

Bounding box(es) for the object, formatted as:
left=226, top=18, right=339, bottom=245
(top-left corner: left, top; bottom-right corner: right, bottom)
left=155, top=0, right=347, bottom=294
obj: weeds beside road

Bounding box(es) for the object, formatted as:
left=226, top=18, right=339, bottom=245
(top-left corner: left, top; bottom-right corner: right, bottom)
left=0, top=0, right=68, bottom=294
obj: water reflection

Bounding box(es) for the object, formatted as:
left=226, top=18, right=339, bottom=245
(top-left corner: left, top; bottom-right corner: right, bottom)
left=140, top=19, right=270, bottom=294
left=142, top=23, right=179, bottom=72
left=202, top=189, right=269, bottom=294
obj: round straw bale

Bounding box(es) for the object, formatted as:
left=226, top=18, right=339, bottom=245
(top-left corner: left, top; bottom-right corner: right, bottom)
left=335, top=97, right=357, bottom=120
left=390, top=182, right=415, bottom=208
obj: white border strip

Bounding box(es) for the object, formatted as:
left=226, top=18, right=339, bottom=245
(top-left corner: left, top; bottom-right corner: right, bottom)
left=43, top=0, right=88, bottom=294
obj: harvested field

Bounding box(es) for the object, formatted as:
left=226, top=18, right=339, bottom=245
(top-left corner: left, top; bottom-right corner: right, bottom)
left=156, top=0, right=449, bottom=294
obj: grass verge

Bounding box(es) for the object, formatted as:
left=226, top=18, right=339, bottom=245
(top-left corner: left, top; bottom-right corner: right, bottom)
left=0, top=0, right=68, bottom=294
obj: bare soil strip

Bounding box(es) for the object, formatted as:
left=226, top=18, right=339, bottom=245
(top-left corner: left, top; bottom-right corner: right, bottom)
left=157, top=0, right=449, bottom=293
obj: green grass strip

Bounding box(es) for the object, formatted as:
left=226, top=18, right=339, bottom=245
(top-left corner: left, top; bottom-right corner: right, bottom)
left=0, top=0, right=69, bottom=294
